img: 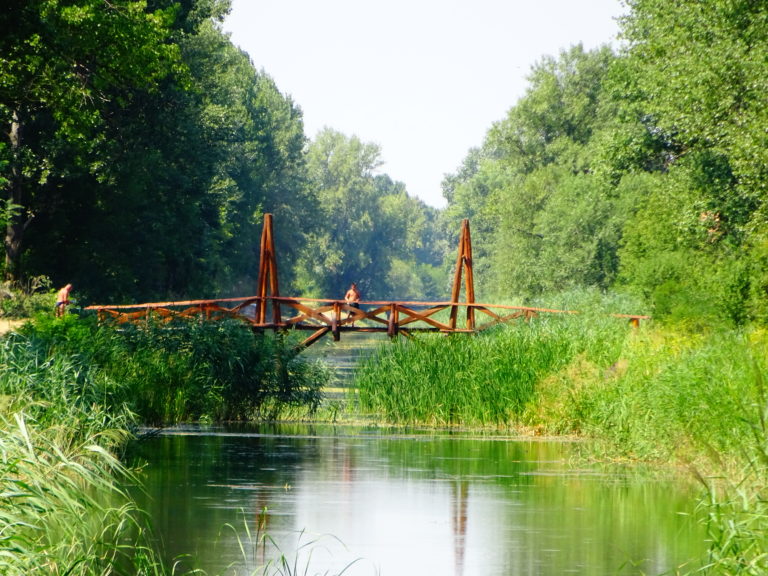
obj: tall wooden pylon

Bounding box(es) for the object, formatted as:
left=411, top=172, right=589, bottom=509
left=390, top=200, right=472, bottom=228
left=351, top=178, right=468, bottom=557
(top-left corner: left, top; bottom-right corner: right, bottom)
left=256, top=213, right=282, bottom=324
left=449, top=218, right=475, bottom=330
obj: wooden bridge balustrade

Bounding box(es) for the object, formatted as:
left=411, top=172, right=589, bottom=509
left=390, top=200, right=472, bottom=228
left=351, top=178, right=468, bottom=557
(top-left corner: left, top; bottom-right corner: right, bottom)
left=85, top=214, right=650, bottom=350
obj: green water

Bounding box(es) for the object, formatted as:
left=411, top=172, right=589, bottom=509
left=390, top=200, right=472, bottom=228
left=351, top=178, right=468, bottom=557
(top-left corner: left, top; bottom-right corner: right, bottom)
left=128, top=424, right=708, bottom=576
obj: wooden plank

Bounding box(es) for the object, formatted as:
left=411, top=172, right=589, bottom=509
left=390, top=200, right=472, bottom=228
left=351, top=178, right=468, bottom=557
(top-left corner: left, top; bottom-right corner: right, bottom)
left=297, top=327, right=331, bottom=350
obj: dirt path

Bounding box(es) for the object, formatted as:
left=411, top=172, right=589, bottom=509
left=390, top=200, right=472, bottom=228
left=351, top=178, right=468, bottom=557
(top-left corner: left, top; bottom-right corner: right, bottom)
left=0, top=319, right=25, bottom=335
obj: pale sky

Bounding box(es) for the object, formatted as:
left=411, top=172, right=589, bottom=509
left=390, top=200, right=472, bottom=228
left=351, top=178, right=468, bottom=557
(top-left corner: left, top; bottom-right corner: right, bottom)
left=223, top=1, right=626, bottom=208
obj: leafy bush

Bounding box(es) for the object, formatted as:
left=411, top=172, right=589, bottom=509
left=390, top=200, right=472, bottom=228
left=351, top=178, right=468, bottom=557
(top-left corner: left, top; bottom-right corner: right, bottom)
left=19, top=314, right=329, bottom=424
left=0, top=276, right=56, bottom=319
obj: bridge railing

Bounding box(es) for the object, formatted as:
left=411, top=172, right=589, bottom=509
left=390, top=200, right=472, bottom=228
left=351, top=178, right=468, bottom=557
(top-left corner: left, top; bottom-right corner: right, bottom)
left=86, top=296, right=649, bottom=350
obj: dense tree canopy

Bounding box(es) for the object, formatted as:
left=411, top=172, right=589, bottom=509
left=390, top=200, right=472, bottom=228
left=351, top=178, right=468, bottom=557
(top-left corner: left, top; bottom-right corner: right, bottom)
left=440, top=0, right=768, bottom=326
left=2, top=0, right=767, bottom=326
left=0, top=0, right=183, bottom=283
left=0, top=0, right=441, bottom=305
left=297, top=129, right=443, bottom=301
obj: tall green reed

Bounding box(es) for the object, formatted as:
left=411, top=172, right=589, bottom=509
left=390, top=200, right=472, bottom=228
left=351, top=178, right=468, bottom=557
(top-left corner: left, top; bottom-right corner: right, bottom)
left=0, top=317, right=347, bottom=576
left=356, top=309, right=629, bottom=428
left=0, top=330, right=167, bottom=575
left=685, top=351, right=768, bottom=575
left=527, top=323, right=768, bottom=574
left=0, top=412, right=167, bottom=576
left=214, top=512, right=362, bottom=576
left=558, top=329, right=768, bottom=465
left=20, top=314, right=330, bottom=424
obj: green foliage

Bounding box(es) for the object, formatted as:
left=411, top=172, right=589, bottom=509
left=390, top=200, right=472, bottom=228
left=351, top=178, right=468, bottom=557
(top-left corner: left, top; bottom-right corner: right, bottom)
left=0, top=412, right=167, bottom=576
left=297, top=129, right=442, bottom=300
left=0, top=332, right=166, bottom=575
left=0, top=276, right=54, bottom=318
left=746, top=232, right=768, bottom=324
left=357, top=300, right=630, bottom=427
left=439, top=1, right=768, bottom=329
left=622, top=0, right=768, bottom=207
left=0, top=0, right=184, bottom=282
left=19, top=315, right=329, bottom=424
left=0, top=1, right=320, bottom=303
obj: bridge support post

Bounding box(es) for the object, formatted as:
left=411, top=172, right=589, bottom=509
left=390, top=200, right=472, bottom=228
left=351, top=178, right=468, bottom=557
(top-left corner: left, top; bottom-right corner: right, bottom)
left=332, top=301, right=341, bottom=341
left=387, top=302, right=399, bottom=338
left=256, top=213, right=282, bottom=325
left=449, top=219, right=475, bottom=331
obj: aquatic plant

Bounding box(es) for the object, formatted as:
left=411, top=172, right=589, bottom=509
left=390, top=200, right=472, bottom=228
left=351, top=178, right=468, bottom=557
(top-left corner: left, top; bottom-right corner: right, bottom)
left=0, top=333, right=166, bottom=575
left=209, top=511, right=363, bottom=576
left=686, top=358, right=768, bottom=575
left=19, top=314, right=329, bottom=424
left=0, top=326, right=353, bottom=576
left=356, top=307, right=629, bottom=427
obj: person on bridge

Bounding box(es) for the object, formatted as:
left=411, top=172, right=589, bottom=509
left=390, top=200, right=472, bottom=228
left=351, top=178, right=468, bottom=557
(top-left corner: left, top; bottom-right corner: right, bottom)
left=55, top=283, right=72, bottom=317
left=344, top=282, right=361, bottom=326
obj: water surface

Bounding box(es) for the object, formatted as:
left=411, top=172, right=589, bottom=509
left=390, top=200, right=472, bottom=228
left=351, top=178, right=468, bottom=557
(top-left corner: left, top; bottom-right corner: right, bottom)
left=129, top=424, right=707, bottom=576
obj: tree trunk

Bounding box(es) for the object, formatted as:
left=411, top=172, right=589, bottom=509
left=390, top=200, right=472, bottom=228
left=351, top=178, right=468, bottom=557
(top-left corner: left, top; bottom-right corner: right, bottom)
left=4, top=110, right=31, bottom=284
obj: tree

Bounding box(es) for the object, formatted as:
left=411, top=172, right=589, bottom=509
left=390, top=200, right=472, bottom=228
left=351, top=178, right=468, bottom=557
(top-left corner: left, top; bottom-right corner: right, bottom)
left=620, top=0, right=768, bottom=238
left=0, top=0, right=182, bottom=282
left=444, top=45, right=620, bottom=301
left=297, top=129, right=441, bottom=300
left=613, top=0, right=768, bottom=323
left=3, top=0, right=311, bottom=304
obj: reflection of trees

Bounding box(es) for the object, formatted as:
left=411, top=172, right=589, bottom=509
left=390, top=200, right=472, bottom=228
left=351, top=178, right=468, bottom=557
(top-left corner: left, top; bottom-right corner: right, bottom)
left=130, top=428, right=706, bottom=575
left=127, top=432, right=312, bottom=574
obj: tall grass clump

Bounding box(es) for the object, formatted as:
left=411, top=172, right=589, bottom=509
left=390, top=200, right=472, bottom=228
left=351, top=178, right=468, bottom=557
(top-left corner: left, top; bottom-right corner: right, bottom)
left=20, top=314, right=330, bottom=424
left=356, top=305, right=630, bottom=428
left=0, top=334, right=167, bottom=575
left=547, top=328, right=768, bottom=466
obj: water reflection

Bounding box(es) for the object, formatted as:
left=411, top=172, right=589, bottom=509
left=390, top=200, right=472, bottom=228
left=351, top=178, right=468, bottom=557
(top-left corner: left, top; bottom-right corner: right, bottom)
left=128, top=425, right=706, bottom=576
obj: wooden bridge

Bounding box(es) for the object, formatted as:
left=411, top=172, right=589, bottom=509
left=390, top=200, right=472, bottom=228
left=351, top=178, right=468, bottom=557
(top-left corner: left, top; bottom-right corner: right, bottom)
left=86, top=215, right=648, bottom=350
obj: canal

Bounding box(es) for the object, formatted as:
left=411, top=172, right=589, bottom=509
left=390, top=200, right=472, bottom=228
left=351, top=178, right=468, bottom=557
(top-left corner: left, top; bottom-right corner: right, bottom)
left=128, top=333, right=707, bottom=575
left=128, top=424, right=707, bottom=576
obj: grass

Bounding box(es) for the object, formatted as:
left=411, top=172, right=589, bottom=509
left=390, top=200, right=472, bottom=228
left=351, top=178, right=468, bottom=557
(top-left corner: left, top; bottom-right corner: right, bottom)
left=354, top=289, right=768, bottom=575
left=356, top=305, right=629, bottom=428
left=0, top=333, right=165, bottom=575
left=18, top=313, right=331, bottom=424
left=0, top=313, right=338, bottom=575
left=214, top=512, right=362, bottom=576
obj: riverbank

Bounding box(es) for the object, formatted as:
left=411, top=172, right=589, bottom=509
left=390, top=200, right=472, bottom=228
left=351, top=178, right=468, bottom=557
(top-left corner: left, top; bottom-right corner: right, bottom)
left=0, top=318, right=24, bottom=335
left=354, top=315, right=768, bottom=574
left=0, top=326, right=167, bottom=574
left=0, top=314, right=334, bottom=575
left=3, top=311, right=767, bottom=575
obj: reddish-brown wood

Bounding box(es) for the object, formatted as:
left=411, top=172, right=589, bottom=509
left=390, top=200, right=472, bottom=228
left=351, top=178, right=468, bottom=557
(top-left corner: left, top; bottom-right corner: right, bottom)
left=449, top=219, right=475, bottom=331
left=85, top=214, right=650, bottom=350
left=256, top=213, right=281, bottom=324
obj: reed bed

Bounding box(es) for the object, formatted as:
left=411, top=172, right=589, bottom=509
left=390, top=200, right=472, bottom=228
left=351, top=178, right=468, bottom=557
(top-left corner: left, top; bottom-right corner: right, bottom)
left=18, top=314, right=330, bottom=424
left=356, top=309, right=629, bottom=427
left=535, top=329, right=768, bottom=466
left=355, top=293, right=768, bottom=574
left=0, top=316, right=344, bottom=576
left=0, top=333, right=166, bottom=575
left=546, top=328, right=768, bottom=575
